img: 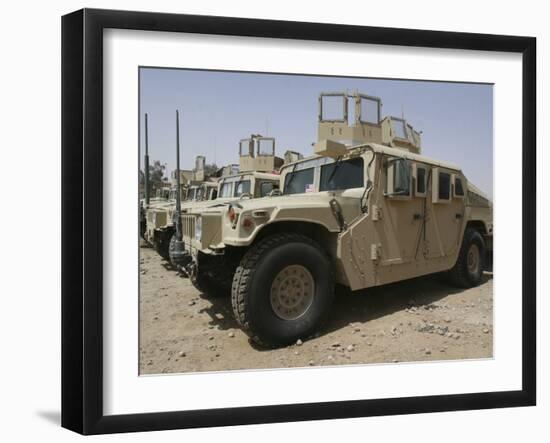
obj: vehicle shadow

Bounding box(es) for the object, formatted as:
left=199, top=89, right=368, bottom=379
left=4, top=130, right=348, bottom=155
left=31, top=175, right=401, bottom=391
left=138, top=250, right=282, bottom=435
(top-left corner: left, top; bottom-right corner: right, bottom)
left=197, top=294, right=240, bottom=331
left=161, top=261, right=176, bottom=272
left=321, top=272, right=493, bottom=336
left=194, top=272, right=493, bottom=349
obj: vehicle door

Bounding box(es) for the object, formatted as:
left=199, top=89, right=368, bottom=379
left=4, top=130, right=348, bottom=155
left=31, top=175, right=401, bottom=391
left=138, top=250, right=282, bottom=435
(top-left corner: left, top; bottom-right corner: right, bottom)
left=375, top=156, right=424, bottom=268
left=422, top=167, right=465, bottom=259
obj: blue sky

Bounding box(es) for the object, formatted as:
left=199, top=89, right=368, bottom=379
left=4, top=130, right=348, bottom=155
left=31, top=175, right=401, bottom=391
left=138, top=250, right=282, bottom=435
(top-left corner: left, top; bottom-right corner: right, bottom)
left=140, top=68, right=493, bottom=198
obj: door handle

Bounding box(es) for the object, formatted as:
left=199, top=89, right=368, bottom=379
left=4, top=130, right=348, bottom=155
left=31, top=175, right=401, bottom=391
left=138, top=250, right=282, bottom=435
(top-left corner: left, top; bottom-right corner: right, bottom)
left=413, top=213, right=422, bottom=220
left=455, top=213, right=463, bottom=219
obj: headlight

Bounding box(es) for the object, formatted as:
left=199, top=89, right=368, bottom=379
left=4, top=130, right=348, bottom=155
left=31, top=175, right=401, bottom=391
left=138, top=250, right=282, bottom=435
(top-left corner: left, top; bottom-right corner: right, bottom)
left=195, top=216, right=202, bottom=241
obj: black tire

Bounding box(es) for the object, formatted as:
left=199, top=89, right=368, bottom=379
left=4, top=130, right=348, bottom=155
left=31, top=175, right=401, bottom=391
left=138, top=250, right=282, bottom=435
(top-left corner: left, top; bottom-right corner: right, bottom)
left=168, top=231, right=179, bottom=268
left=154, top=229, right=174, bottom=261
left=448, top=228, right=486, bottom=288
left=231, top=233, right=335, bottom=347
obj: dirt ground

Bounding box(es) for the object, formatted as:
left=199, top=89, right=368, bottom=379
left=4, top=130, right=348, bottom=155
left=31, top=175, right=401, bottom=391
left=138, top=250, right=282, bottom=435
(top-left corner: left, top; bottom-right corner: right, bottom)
left=139, top=243, right=493, bottom=375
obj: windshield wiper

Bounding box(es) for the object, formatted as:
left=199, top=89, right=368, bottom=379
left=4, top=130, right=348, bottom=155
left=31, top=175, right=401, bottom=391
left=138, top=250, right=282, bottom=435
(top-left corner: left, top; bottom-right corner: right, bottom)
left=326, top=156, right=343, bottom=185
left=283, top=163, right=299, bottom=194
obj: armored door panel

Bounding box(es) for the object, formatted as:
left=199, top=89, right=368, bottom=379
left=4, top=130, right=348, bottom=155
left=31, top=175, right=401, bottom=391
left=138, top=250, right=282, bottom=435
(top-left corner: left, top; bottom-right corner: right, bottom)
left=378, top=200, right=423, bottom=265
left=375, top=157, right=423, bottom=266
left=423, top=168, right=465, bottom=260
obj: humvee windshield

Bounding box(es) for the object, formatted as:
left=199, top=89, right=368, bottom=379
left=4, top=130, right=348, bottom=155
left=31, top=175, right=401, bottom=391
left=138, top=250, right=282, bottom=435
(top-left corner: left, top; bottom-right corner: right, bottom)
left=260, top=181, right=276, bottom=197
left=187, top=188, right=197, bottom=201
left=319, top=157, right=364, bottom=191
left=196, top=187, right=204, bottom=201
left=283, top=168, right=314, bottom=195
left=219, top=182, right=233, bottom=198
left=235, top=180, right=251, bottom=197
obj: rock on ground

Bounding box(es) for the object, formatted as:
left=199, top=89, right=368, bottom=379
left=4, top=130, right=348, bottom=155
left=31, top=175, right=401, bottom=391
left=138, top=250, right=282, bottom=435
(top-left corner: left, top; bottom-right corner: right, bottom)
left=139, top=244, right=493, bottom=374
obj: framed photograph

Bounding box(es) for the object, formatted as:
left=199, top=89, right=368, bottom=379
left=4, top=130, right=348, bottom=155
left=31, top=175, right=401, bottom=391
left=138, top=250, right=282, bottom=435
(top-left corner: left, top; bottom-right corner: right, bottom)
left=61, top=8, right=536, bottom=435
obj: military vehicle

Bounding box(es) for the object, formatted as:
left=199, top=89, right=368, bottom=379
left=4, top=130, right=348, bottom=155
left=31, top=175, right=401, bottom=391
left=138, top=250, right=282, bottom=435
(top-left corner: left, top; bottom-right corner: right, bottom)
left=139, top=113, right=175, bottom=238
left=173, top=91, right=493, bottom=347
left=146, top=134, right=283, bottom=261
left=144, top=178, right=217, bottom=259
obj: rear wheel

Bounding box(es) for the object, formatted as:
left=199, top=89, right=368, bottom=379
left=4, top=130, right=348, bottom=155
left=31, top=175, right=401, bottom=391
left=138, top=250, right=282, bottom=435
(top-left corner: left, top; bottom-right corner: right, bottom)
left=231, top=233, right=335, bottom=347
left=448, top=228, right=486, bottom=288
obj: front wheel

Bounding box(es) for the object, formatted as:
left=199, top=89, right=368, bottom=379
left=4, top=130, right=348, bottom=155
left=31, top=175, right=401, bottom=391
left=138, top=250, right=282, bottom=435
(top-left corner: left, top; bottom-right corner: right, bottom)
left=154, top=228, right=173, bottom=261
left=231, top=233, right=335, bottom=347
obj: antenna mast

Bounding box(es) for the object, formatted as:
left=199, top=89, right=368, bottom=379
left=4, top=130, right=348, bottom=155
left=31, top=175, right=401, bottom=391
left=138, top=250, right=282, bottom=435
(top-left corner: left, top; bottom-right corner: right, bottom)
left=144, top=113, right=150, bottom=205
left=175, top=110, right=182, bottom=240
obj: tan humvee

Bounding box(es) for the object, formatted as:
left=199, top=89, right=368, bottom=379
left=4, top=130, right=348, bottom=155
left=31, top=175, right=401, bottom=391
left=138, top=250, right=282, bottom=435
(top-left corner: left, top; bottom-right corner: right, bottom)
left=145, top=135, right=287, bottom=261
left=139, top=183, right=178, bottom=239
left=143, top=180, right=217, bottom=258
left=142, top=153, right=214, bottom=255
left=147, top=171, right=281, bottom=261
left=176, top=91, right=493, bottom=347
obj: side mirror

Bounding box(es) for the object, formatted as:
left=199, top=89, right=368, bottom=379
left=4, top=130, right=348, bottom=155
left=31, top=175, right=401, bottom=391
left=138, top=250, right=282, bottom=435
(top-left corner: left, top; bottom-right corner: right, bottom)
left=268, top=189, right=282, bottom=197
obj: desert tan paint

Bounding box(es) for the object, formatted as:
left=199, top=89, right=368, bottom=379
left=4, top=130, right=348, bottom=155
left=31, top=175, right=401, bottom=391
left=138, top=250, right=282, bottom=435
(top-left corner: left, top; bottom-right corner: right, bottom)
left=143, top=171, right=280, bottom=245
left=185, top=142, right=492, bottom=292
left=175, top=91, right=492, bottom=292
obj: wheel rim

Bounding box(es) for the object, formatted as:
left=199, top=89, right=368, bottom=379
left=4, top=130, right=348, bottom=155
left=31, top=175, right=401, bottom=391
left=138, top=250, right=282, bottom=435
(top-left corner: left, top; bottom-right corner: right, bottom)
left=270, top=265, right=315, bottom=320
left=467, top=243, right=480, bottom=274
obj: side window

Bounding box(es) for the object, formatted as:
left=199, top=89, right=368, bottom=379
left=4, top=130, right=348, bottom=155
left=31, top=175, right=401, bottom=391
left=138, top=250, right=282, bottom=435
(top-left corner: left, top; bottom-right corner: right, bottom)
left=260, top=181, right=275, bottom=197
left=320, top=94, right=346, bottom=122
left=453, top=175, right=465, bottom=198
left=438, top=173, right=451, bottom=200
left=257, top=138, right=275, bottom=156
left=432, top=168, right=451, bottom=204
left=359, top=96, right=380, bottom=124
left=239, top=139, right=252, bottom=156
left=391, top=117, right=407, bottom=139
left=414, top=164, right=427, bottom=197
left=385, top=157, right=411, bottom=198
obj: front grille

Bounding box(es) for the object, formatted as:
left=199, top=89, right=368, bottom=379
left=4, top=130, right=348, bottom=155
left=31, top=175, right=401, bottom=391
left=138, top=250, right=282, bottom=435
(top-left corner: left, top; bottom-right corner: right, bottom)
left=182, top=215, right=196, bottom=239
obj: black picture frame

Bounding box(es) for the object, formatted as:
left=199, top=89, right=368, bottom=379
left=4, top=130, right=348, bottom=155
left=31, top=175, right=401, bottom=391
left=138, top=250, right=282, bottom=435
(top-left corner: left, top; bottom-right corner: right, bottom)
left=61, top=8, right=536, bottom=435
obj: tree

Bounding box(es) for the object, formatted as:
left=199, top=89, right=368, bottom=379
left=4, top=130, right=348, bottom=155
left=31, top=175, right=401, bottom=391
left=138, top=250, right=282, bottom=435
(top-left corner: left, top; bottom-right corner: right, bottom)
left=149, top=161, right=166, bottom=189
left=203, top=163, right=219, bottom=179
left=140, top=160, right=167, bottom=195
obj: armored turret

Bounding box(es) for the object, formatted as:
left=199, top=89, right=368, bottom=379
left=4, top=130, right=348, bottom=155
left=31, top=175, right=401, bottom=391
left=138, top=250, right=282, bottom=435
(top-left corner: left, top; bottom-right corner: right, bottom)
left=317, top=91, right=421, bottom=154
left=238, top=135, right=284, bottom=173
